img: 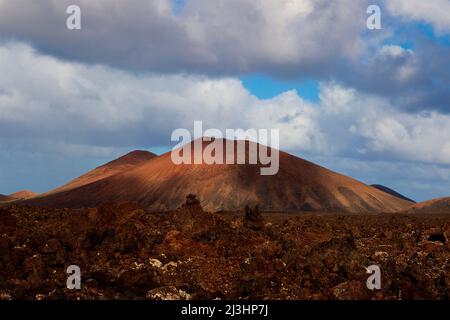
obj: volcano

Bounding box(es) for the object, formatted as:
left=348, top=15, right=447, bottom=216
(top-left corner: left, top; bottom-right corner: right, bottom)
left=25, top=139, right=413, bottom=213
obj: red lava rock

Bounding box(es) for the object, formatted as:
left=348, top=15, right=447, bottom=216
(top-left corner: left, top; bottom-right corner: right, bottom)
left=169, top=195, right=226, bottom=238
left=117, top=269, right=158, bottom=293
left=0, top=237, right=11, bottom=254
left=146, top=286, right=191, bottom=300
left=41, top=238, right=63, bottom=254
left=423, top=242, right=442, bottom=254
left=332, top=281, right=371, bottom=300
left=162, top=230, right=193, bottom=252
left=244, top=205, right=264, bottom=230
left=382, top=230, right=393, bottom=240
left=273, top=259, right=286, bottom=272
left=0, top=203, right=448, bottom=300
left=183, top=194, right=200, bottom=207
left=0, top=210, right=17, bottom=232
left=23, top=254, right=46, bottom=275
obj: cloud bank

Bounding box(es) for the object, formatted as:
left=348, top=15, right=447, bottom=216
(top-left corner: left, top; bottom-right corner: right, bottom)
left=386, top=0, right=450, bottom=34
left=1, top=42, right=449, bottom=165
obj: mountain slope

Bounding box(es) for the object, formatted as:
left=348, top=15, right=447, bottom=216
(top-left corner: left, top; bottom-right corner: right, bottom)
left=371, top=184, right=415, bottom=203
left=9, top=190, right=38, bottom=200
left=405, top=197, right=450, bottom=214
left=43, top=150, right=156, bottom=195
left=0, top=194, right=15, bottom=203
left=25, top=139, right=412, bottom=213
left=1, top=191, right=37, bottom=203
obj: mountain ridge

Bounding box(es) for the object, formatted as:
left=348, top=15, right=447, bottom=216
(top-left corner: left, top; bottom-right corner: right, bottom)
left=371, top=184, right=415, bottom=203
left=41, top=150, right=157, bottom=196
left=405, top=197, right=450, bottom=214
left=23, top=139, right=413, bottom=213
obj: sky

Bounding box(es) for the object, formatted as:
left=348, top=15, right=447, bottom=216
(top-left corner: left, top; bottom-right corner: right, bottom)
left=0, top=0, right=449, bottom=202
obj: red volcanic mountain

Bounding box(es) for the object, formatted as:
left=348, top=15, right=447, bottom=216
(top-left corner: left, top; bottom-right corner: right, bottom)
left=405, top=197, right=450, bottom=214
left=25, top=139, right=413, bottom=213
left=0, top=190, right=38, bottom=203
left=9, top=190, right=38, bottom=199
left=43, top=150, right=156, bottom=195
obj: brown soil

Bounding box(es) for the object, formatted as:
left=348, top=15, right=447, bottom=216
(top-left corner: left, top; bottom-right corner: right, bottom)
left=0, top=198, right=448, bottom=300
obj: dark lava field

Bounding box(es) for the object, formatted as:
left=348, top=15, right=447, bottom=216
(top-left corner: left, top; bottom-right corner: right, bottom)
left=0, top=197, right=449, bottom=300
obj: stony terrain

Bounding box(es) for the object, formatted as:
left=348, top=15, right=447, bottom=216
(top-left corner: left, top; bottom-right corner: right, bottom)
left=0, top=196, right=448, bottom=300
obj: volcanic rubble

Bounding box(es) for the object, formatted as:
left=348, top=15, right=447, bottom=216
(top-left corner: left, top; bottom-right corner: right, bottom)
left=0, top=195, right=449, bottom=300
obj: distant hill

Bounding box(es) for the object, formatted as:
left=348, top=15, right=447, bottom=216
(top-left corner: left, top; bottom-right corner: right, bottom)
left=42, top=150, right=156, bottom=195
left=1, top=190, right=38, bottom=203
left=405, top=197, right=450, bottom=214
left=9, top=190, right=39, bottom=200
left=371, top=184, right=415, bottom=203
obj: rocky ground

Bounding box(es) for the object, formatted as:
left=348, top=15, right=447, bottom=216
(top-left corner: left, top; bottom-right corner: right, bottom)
left=0, top=195, right=449, bottom=300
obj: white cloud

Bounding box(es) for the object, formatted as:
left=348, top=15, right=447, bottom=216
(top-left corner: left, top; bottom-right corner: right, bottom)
left=1, top=0, right=447, bottom=114
left=1, top=42, right=450, bottom=167
left=0, top=42, right=323, bottom=154
left=379, top=45, right=411, bottom=58
left=367, top=45, right=421, bottom=87
left=355, top=112, right=450, bottom=164
left=386, top=0, right=450, bottom=34
left=320, top=83, right=450, bottom=164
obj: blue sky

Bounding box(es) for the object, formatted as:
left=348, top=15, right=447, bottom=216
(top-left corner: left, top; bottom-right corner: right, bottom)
left=171, top=0, right=187, bottom=15
left=240, top=75, right=319, bottom=101
left=0, top=0, right=450, bottom=202
left=418, top=23, right=450, bottom=47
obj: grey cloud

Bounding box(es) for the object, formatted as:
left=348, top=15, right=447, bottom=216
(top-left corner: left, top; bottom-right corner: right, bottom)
left=386, top=0, right=450, bottom=35
left=1, top=0, right=448, bottom=115
left=2, top=42, right=450, bottom=166
left=0, top=0, right=369, bottom=75
left=0, top=42, right=323, bottom=152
